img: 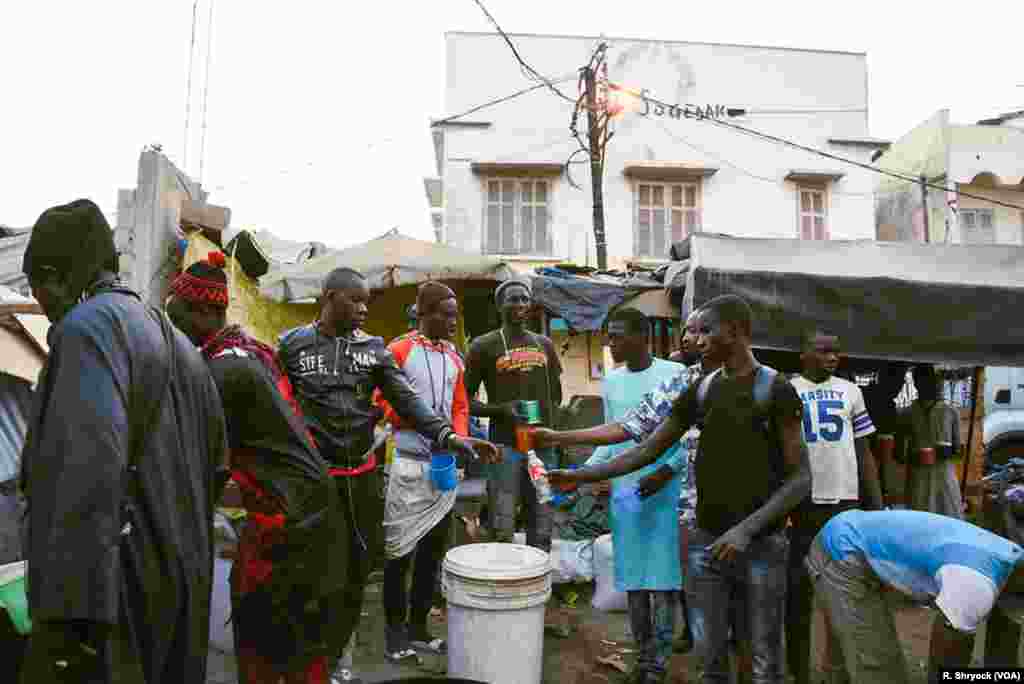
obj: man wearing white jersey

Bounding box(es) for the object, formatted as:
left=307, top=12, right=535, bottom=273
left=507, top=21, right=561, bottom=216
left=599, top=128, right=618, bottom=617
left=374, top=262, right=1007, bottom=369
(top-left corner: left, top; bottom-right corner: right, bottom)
left=786, top=330, right=883, bottom=684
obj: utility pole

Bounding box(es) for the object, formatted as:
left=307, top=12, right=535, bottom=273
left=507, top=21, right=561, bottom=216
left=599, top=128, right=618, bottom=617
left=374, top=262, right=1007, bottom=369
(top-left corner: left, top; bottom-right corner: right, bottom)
left=584, top=64, right=608, bottom=270
left=920, top=175, right=931, bottom=244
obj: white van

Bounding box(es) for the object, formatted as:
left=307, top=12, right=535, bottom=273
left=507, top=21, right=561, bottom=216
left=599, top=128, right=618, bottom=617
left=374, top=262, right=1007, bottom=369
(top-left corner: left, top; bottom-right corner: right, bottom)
left=983, top=366, right=1024, bottom=471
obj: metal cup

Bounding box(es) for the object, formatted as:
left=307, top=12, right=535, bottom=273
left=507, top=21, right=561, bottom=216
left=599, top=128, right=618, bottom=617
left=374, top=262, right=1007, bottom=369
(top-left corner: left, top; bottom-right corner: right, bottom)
left=515, top=400, right=544, bottom=426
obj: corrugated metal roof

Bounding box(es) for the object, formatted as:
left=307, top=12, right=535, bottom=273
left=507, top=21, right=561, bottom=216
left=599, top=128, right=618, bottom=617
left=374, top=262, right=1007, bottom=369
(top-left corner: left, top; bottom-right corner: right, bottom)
left=0, top=232, right=31, bottom=296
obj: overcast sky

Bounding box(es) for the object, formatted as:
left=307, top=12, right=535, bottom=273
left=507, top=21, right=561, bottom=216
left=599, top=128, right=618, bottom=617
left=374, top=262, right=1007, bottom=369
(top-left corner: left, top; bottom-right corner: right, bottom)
left=2, top=1, right=1020, bottom=247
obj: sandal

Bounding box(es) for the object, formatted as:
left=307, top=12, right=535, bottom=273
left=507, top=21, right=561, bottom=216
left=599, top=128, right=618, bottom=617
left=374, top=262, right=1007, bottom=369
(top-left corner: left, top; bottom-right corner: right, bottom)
left=409, top=628, right=447, bottom=654
left=384, top=625, right=420, bottom=663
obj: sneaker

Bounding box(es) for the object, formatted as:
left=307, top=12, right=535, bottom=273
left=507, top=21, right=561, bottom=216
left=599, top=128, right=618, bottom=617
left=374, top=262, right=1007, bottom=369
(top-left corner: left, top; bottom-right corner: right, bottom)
left=330, top=666, right=364, bottom=684
left=408, top=625, right=447, bottom=654
left=384, top=624, right=419, bottom=663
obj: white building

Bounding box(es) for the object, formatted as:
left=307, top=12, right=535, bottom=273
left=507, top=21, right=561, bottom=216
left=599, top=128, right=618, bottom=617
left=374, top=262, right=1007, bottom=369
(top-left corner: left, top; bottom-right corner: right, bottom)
left=875, top=109, right=1024, bottom=245
left=430, top=32, right=888, bottom=271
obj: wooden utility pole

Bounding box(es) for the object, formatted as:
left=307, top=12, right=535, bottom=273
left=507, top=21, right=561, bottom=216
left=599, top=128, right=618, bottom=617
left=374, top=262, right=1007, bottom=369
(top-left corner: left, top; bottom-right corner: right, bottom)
left=584, top=65, right=608, bottom=271
left=920, top=175, right=931, bottom=243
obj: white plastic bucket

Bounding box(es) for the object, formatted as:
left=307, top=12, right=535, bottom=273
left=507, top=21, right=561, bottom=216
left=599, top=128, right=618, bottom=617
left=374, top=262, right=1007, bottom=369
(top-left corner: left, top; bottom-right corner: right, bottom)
left=443, top=543, right=551, bottom=684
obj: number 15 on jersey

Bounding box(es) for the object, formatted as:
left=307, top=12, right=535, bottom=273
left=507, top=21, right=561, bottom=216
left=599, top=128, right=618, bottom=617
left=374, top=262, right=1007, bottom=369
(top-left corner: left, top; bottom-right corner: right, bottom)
left=802, top=400, right=845, bottom=443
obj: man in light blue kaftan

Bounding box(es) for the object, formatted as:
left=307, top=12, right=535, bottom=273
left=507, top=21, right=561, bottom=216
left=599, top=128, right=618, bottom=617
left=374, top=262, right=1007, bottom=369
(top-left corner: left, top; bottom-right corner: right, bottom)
left=585, top=309, right=686, bottom=684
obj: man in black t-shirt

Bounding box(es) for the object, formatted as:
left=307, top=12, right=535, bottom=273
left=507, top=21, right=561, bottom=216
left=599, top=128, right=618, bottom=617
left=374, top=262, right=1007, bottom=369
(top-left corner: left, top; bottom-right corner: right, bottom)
left=465, top=278, right=563, bottom=552
left=551, top=295, right=809, bottom=684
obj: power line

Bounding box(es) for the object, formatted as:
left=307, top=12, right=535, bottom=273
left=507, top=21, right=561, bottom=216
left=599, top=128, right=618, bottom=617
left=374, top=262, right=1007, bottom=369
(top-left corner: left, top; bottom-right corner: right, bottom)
left=182, top=0, right=199, bottom=171
left=653, top=120, right=876, bottom=197
left=639, top=90, right=1024, bottom=212
left=433, top=77, right=575, bottom=127
left=469, top=0, right=576, bottom=104
left=198, top=0, right=216, bottom=184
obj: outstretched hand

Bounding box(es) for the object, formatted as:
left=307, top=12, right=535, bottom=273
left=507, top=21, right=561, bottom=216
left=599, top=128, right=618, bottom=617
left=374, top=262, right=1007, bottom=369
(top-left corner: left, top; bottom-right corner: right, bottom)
left=531, top=427, right=560, bottom=449
left=547, top=468, right=581, bottom=492
left=450, top=436, right=502, bottom=464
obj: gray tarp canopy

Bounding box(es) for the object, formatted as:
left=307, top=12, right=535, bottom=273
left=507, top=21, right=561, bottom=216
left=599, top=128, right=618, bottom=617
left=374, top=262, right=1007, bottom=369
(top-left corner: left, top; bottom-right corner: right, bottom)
left=260, top=229, right=515, bottom=303
left=672, top=234, right=1024, bottom=367
left=530, top=270, right=664, bottom=331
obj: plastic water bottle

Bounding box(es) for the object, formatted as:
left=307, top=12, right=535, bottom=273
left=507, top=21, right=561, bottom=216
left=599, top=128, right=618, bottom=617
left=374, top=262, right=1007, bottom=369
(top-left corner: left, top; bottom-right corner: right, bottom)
left=526, top=450, right=553, bottom=504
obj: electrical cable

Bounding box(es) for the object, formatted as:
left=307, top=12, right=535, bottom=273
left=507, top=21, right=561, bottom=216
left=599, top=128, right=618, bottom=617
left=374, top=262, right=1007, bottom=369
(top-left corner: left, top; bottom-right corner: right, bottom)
left=182, top=0, right=199, bottom=171
left=638, top=90, right=1024, bottom=212
left=433, top=77, right=575, bottom=127
left=653, top=120, right=877, bottom=197
left=198, top=0, right=216, bottom=184
left=469, top=0, right=576, bottom=104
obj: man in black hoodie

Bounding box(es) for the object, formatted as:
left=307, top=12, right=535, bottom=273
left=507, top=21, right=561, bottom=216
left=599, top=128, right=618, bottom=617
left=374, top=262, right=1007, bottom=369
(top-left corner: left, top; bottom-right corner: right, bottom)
left=278, top=267, right=496, bottom=683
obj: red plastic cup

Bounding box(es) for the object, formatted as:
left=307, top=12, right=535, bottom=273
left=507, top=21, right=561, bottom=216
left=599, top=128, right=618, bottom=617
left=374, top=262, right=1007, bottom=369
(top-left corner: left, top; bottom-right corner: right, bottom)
left=876, top=434, right=895, bottom=464
left=514, top=425, right=535, bottom=454
left=918, top=447, right=937, bottom=466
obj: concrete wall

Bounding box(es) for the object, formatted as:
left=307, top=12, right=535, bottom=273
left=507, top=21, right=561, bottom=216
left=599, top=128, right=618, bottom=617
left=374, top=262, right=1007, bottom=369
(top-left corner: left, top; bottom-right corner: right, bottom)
left=951, top=183, right=1024, bottom=245
left=440, top=33, right=878, bottom=266
left=874, top=110, right=950, bottom=242
left=115, top=150, right=215, bottom=307
left=949, top=124, right=1024, bottom=186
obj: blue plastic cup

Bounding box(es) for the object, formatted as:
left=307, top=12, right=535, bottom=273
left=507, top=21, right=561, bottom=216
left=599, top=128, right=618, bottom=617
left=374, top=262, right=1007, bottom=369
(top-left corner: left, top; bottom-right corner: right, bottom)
left=612, top=486, right=643, bottom=514
left=430, top=453, right=458, bottom=492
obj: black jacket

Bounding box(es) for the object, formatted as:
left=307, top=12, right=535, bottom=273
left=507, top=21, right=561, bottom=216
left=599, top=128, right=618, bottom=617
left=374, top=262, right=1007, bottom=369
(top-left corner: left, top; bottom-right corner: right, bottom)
left=277, top=323, right=453, bottom=466
left=20, top=288, right=225, bottom=683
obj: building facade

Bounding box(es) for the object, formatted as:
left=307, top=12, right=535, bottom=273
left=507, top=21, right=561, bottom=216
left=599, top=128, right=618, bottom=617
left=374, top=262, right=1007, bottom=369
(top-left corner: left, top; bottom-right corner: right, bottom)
left=431, top=32, right=886, bottom=273
left=875, top=109, right=1024, bottom=245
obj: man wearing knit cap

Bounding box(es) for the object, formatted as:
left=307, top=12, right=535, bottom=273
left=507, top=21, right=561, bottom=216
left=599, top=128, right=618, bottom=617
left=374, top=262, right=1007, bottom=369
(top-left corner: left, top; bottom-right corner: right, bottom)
left=277, top=268, right=497, bottom=684
left=374, top=281, right=476, bottom=661
left=167, top=252, right=344, bottom=684
left=19, top=199, right=227, bottom=684
left=465, top=277, right=563, bottom=552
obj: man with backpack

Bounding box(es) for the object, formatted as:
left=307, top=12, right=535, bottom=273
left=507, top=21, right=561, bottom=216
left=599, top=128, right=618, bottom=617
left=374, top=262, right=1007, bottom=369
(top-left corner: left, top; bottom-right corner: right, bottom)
left=550, top=294, right=810, bottom=684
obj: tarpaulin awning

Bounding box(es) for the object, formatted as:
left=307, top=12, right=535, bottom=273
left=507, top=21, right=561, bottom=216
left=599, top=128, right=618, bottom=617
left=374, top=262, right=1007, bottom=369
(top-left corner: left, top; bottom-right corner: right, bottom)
left=673, top=234, right=1024, bottom=367
left=260, top=230, right=515, bottom=303
left=530, top=268, right=664, bottom=331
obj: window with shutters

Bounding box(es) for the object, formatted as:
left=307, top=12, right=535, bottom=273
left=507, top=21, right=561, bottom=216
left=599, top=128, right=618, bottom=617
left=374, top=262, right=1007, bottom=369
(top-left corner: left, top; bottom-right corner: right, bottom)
left=959, top=208, right=995, bottom=244
left=634, top=182, right=701, bottom=259
left=798, top=187, right=828, bottom=240
left=483, top=179, right=551, bottom=255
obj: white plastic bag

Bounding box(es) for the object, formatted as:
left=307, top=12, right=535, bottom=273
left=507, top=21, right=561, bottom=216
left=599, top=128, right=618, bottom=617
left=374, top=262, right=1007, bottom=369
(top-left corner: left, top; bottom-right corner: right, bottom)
left=591, top=534, right=627, bottom=612
left=511, top=533, right=594, bottom=584
left=550, top=539, right=594, bottom=584
left=210, top=512, right=236, bottom=654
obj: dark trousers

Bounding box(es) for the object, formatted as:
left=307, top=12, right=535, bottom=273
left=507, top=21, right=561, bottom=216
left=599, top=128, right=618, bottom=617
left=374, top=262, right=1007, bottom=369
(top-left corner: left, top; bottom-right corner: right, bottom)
left=383, top=511, right=451, bottom=631
left=327, top=470, right=384, bottom=660
left=689, top=527, right=789, bottom=684
left=786, top=502, right=857, bottom=684
left=18, top=623, right=143, bottom=684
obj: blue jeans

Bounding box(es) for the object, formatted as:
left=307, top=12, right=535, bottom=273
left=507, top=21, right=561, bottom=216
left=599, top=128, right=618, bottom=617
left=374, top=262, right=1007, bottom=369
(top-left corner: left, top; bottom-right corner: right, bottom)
left=688, top=527, right=789, bottom=684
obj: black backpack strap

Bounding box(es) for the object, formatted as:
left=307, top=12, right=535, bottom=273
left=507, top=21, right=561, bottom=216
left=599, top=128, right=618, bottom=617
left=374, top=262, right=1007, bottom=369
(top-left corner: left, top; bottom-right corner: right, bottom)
left=121, top=308, right=176, bottom=538
left=752, top=366, right=779, bottom=412
left=695, top=367, right=723, bottom=424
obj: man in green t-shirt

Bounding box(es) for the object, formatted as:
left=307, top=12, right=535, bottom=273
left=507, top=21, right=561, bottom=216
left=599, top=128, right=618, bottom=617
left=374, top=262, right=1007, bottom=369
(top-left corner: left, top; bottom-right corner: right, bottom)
left=465, top=279, right=563, bottom=552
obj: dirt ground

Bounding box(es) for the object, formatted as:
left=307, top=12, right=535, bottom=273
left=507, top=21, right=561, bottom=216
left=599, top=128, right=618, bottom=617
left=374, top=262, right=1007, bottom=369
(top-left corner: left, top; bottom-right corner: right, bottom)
left=205, top=574, right=999, bottom=684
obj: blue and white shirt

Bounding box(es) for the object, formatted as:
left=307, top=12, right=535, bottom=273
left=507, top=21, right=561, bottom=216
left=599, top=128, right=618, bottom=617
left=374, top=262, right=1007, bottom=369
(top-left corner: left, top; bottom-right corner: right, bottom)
left=619, top=364, right=701, bottom=524
left=819, top=510, right=1024, bottom=633
left=790, top=375, right=875, bottom=504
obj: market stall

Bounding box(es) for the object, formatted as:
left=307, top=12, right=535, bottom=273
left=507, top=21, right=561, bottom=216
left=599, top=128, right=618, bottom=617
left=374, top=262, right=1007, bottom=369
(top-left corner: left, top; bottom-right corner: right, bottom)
left=668, top=233, right=1024, bottom=501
